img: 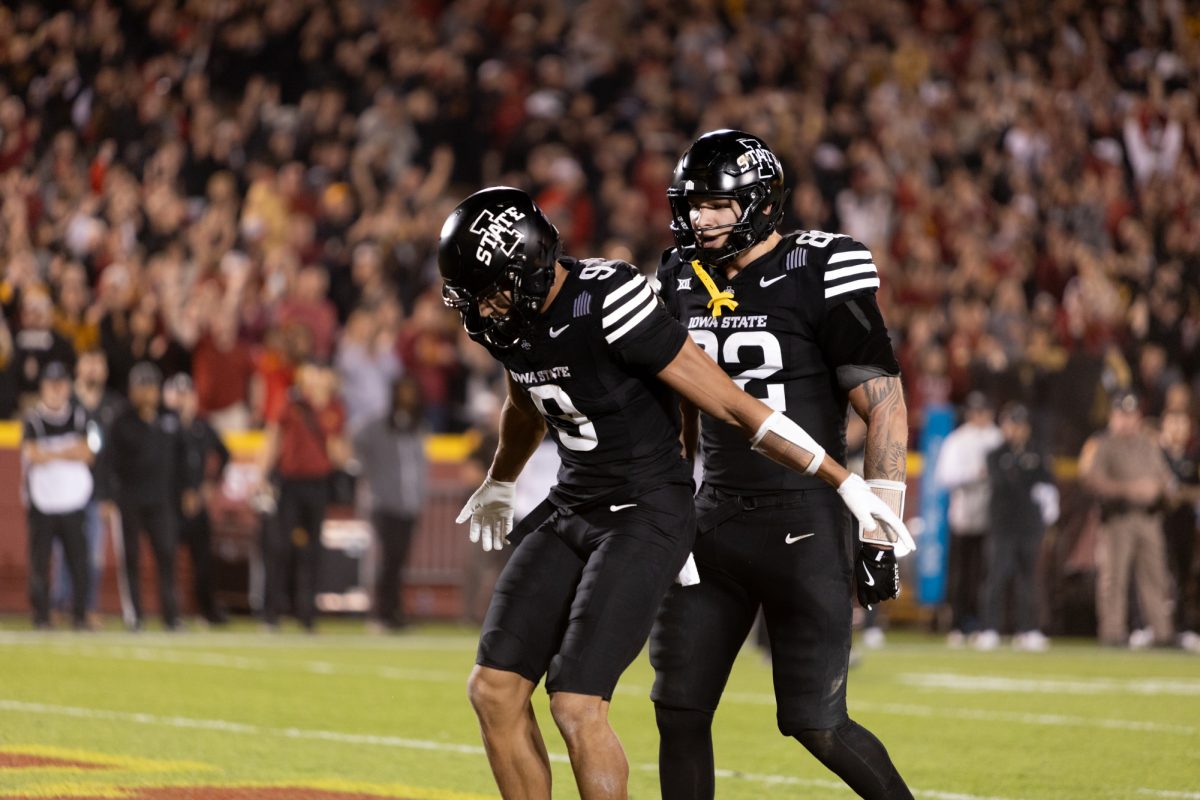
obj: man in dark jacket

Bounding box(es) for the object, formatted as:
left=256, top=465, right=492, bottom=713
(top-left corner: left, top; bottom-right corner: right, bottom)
left=110, top=361, right=186, bottom=631
left=975, top=404, right=1058, bottom=651
left=52, top=349, right=126, bottom=625
left=165, top=373, right=231, bottom=625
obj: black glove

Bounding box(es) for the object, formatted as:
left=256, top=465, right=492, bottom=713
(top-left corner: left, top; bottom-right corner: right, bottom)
left=855, top=545, right=900, bottom=609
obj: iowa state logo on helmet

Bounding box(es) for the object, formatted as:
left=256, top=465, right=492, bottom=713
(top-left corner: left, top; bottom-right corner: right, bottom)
left=470, top=206, right=526, bottom=265
left=735, top=138, right=777, bottom=179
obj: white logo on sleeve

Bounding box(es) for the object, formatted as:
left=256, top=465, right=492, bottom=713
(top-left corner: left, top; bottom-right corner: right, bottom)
left=785, top=533, right=815, bottom=544
left=760, top=274, right=787, bottom=288
left=610, top=503, right=638, bottom=512
left=549, top=324, right=570, bottom=338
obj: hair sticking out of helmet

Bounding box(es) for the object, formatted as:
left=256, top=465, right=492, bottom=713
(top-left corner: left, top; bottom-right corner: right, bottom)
left=438, top=187, right=562, bottom=349
left=667, top=129, right=789, bottom=266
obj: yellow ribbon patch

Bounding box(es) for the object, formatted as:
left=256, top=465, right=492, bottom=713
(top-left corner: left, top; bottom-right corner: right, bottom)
left=690, top=260, right=738, bottom=317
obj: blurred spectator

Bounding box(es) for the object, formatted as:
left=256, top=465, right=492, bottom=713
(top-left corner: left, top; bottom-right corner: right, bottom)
left=192, top=313, right=255, bottom=433
left=10, top=289, right=75, bottom=412
left=260, top=362, right=348, bottom=632
left=933, top=391, right=1002, bottom=645
left=397, top=294, right=467, bottom=433
left=21, top=362, right=95, bottom=630
left=251, top=323, right=309, bottom=426
left=336, top=306, right=402, bottom=435
left=1081, top=392, right=1176, bottom=648
left=164, top=373, right=231, bottom=626
left=354, top=377, right=426, bottom=632
left=52, top=263, right=100, bottom=355
left=52, top=349, right=125, bottom=623
left=109, top=362, right=184, bottom=631
left=975, top=404, right=1057, bottom=652
left=1159, top=410, right=1200, bottom=651
left=273, top=265, right=338, bottom=362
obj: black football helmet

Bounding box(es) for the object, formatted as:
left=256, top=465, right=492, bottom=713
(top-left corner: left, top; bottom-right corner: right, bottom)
left=438, top=186, right=561, bottom=349
left=668, top=129, right=788, bottom=265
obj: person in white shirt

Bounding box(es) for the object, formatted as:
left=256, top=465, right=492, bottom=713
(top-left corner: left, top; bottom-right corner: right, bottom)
left=933, top=391, right=1003, bottom=646
left=22, top=362, right=96, bottom=629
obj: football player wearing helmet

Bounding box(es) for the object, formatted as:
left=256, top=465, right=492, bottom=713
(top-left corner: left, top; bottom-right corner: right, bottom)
left=440, top=186, right=911, bottom=800
left=652, top=130, right=915, bottom=799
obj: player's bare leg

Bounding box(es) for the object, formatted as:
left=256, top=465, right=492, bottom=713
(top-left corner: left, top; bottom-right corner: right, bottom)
left=467, top=665, right=552, bottom=798
left=550, top=692, right=628, bottom=799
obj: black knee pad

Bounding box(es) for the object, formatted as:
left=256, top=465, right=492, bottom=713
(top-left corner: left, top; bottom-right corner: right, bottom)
left=794, top=724, right=842, bottom=760
left=655, top=704, right=714, bottom=742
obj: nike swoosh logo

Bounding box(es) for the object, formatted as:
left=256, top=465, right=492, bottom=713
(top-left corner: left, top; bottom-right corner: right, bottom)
left=785, top=533, right=815, bottom=544
left=760, top=274, right=787, bottom=288
left=610, top=503, right=637, bottom=512
left=549, top=324, right=570, bottom=338
left=861, top=562, right=876, bottom=586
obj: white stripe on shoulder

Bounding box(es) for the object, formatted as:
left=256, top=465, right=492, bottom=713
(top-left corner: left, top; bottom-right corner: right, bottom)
left=602, top=274, right=646, bottom=308
left=602, top=283, right=653, bottom=329
left=828, top=249, right=873, bottom=264
left=605, top=296, right=657, bottom=343
left=825, top=263, right=878, bottom=282
left=825, top=277, right=880, bottom=299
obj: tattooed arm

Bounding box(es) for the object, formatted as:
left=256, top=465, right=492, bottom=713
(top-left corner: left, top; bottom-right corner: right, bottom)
left=848, top=375, right=910, bottom=555
left=849, top=375, right=908, bottom=483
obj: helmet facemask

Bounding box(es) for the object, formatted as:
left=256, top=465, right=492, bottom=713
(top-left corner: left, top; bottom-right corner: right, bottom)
left=442, top=255, right=554, bottom=350
left=668, top=185, right=781, bottom=266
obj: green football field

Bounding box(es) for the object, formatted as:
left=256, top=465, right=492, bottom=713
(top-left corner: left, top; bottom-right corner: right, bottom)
left=1, top=619, right=1198, bottom=799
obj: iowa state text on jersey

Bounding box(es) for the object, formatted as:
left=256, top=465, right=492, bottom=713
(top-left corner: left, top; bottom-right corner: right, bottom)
left=488, top=258, right=692, bottom=503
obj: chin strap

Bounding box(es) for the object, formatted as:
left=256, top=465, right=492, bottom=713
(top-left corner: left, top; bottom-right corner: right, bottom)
left=690, top=260, right=738, bottom=317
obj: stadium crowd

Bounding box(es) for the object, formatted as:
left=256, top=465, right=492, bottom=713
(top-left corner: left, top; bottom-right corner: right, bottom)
left=1, top=0, right=1197, bottom=638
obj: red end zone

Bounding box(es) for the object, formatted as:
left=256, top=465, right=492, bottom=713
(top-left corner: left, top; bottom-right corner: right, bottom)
left=0, top=753, right=112, bottom=770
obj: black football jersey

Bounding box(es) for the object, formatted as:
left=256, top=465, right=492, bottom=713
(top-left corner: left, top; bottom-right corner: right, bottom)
left=658, top=231, right=893, bottom=495
left=482, top=257, right=691, bottom=505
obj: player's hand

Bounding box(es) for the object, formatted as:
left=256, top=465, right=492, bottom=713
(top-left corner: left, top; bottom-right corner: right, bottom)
left=456, top=475, right=516, bottom=552
left=855, top=545, right=900, bottom=609
left=836, top=474, right=916, bottom=557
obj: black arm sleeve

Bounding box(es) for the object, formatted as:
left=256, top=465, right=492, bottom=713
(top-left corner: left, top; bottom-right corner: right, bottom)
left=817, top=296, right=901, bottom=393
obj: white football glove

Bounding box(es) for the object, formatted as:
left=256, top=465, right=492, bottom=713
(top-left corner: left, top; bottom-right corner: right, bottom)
left=456, top=475, right=517, bottom=552
left=837, top=474, right=916, bottom=557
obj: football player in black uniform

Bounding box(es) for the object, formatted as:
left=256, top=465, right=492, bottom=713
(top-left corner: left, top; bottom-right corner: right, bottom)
left=651, top=130, right=916, bottom=799
left=439, top=186, right=912, bottom=800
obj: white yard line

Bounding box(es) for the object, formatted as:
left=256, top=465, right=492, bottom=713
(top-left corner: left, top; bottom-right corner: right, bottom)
left=1137, top=791, right=1200, bottom=799
left=12, top=642, right=1195, bottom=736
left=0, top=699, right=1013, bottom=800
left=900, top=672, right=1200, bottom=697
left=5, top=641, right=460, bottom=683
left=850, top=701, right=1196, bottom=736
left=673, top=687, right=1195, bottom=735
left=0, top=630, right=480, bottom=651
